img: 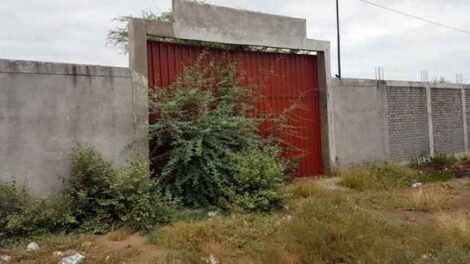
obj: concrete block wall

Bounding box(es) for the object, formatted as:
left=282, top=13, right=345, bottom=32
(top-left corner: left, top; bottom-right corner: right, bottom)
left=386, top=86, right=429, bottom=159
left=331, top=79, right=470, bottom=167
left=431, top=88, right=465, bottom=154
left=0, top=59, right=135, bottom=196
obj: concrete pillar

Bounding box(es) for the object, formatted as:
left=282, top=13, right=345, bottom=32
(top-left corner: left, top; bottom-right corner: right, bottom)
left=462, top=87, right=468, bottom=151
left=380, top=81, right=390, bottom=159
left=425, top=84, right=435, bottom=157
left=318, top=48, right=335, bottom=173
left=128, top=19, right=150, bottom=156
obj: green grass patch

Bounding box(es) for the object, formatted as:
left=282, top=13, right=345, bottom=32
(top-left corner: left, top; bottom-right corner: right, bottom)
left=338, top=163, right=455, bottom=191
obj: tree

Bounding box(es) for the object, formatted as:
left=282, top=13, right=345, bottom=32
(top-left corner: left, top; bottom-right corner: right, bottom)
left=107, top=10, right=173, bottom=54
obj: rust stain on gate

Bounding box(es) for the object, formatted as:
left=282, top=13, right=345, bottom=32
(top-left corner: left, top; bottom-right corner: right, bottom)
left=147, top=41, right=323, bottom=177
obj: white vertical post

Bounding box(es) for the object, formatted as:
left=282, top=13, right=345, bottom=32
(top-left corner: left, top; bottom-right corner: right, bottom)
left=426, top=84, right=435, bottom=157
left=462, top=87, right=468, bottom=152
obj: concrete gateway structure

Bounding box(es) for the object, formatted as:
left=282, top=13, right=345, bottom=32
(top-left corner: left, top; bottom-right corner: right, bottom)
left=128, top=0, right=335, bottom=174
left=1, top=0, right=469, bottom=195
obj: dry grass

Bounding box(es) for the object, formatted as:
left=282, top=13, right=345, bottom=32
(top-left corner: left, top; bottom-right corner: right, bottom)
left=106, top=227, right=134, bottom=241
left=337, top=166, right=380, bottom=190
left=154, top=214, right=280, bottom=260
left=437, top=212, right=470, bottom=247
left=408, top=186, right=450, bottom=212
left=152, top=182, right=470, bottom=264
left=286, top=179, right=330, bottom=199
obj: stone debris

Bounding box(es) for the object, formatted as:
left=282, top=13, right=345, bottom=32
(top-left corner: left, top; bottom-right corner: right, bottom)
left=207, top=255, right=220, bottom=264
left=0, top=255, right=11, bottom=262
left=26, top=242, right=40, bottom=251
left=208, top=211, right=218, bottom=217
left=59, top=253, right=85, bottom=264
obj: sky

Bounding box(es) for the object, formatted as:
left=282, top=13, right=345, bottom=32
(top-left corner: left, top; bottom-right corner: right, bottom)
left=1, top=0, right=469, bottom=82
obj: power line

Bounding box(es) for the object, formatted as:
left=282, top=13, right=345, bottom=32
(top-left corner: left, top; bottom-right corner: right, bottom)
left=359, top=0, right=470, bottom=35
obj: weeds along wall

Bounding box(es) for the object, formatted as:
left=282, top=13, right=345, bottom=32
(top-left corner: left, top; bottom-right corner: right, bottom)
left=331, top=78, right=470, bottom=167
left=0, top=59, right=135, bottom=195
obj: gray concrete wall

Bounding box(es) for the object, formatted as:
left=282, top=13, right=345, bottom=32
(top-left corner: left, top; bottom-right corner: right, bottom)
left=330, top=79, right=387, bottom=166
left=0, top=59, right=134, bottom=196
left=331, top=79, right=470, bottom=167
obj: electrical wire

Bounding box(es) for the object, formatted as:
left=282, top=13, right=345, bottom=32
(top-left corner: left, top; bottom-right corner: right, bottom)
left=359, top=0, right=470, bottom=35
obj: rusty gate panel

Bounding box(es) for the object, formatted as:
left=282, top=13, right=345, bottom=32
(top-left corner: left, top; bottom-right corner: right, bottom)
left=147, top=41, right=323, bottom=176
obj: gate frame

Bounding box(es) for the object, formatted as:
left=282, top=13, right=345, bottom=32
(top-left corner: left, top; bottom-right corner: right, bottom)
left=128, top=0, right=336, bottom=173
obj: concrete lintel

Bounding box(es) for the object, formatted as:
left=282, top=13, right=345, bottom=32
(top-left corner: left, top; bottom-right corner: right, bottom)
left=386, top=80, right=464, bottom=90
left=430, top=83, right=465, bottom=89
left=333, top=78, right=379, bottom=87
left=145, top=20, right=174, bottom=38
left=172, top=0, right=311, bottom=50
left=0, top=59, right=130, bottom=77
left=386, top=80, right=427, bottom=88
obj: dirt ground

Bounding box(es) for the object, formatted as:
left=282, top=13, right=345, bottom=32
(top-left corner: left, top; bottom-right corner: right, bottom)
left=389, top=177, right=470, bottom=225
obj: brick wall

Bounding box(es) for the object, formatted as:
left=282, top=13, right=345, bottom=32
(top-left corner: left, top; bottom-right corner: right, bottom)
left=387, top=87, right=430, bottom=159
left=430, top=88, right=465, bottom=154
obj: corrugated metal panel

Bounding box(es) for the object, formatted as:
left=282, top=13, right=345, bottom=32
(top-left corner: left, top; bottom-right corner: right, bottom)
left=147, top=41, right=323, bottom=176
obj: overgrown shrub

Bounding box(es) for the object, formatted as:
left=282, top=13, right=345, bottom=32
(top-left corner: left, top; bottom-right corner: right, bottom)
left=109, top=153, right=178, bottom=231
left=1, top=146, right=177, bottom=239
left=5, top=195, right=76, bottom=237
left=148, top=57, right=287, bottom=208
left=67, top=146, right=178, bottom=232
left=411, top=153, right=458, bottom=171
left=410, top=154, right=457, bottom=182
left=0, top=182, right=27, bottom=236
left=67, top=146, right=117, bottom=232
left=220, top=147, right=287, bottom=212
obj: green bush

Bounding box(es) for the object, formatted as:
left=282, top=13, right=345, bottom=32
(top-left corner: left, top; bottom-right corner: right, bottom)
left=67, top=146, right=117, bottom=232
left=220, top=147, right=287, bottom=212
left=411, top=153, right=458, bottom=171
left=0, top=182, right=27, bottom=235
left=1, top=146, right=177, bottom=239
left=148, top=58, right=267, bottom=207
left=67, top=146, right=178, bottom=232
left=110, top=153, right=178, bottom=231
left=410, top=154, right=457, bottom=182
left=5, top=195, right=77, bottom=237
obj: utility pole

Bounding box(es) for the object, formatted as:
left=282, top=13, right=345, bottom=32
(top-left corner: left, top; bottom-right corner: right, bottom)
left=336, top=0, right=341, bottom=78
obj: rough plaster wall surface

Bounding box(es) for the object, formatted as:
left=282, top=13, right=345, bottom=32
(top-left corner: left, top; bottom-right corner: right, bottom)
left=387, top=87, right=430, bottom=159
left=172, top=0, right=307, bottom=49
left=0, top=59, right=134, bottom=196
left=432, top=88, right=464, bottom=154
left=331, top=79, right=386, bottom=166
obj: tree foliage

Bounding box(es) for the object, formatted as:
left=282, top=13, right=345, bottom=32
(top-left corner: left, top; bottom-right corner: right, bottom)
left=107, top=10, right=173, bottom=53
left=149, top=57, right=260, bottom=206
left=149, top=55, right=289, bottom=209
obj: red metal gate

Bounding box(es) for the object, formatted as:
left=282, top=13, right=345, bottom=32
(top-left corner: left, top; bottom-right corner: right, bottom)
left=147, top=41, right=323, bottom=176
